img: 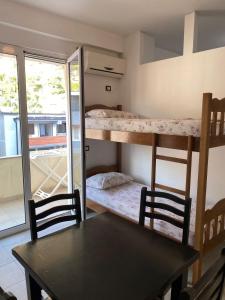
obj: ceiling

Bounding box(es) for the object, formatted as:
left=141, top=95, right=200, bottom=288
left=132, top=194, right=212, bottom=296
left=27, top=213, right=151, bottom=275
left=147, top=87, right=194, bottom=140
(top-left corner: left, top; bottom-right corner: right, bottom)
left=8, top=0, right=225, bottom=53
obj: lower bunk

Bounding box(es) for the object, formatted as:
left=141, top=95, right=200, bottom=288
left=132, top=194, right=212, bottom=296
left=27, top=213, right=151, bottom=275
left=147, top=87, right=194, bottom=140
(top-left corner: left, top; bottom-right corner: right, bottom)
left=86, top=167, right=224, bottom=249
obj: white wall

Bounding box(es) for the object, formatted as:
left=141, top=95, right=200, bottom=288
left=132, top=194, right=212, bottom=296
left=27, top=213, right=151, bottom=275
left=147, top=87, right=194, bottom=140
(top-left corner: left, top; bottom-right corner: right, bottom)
left=0, top=0, right=124, bottom=56
left=0, top=0, right=124, bottom=171
left=154, top=47, right=180, bottom=61
left=139, top=32, right=180, bottom=64
left=0, top=23, right=76, bottom=58
left=120, top=26, right=225, bottom=206
left=85, top=74, right=122, bottom=169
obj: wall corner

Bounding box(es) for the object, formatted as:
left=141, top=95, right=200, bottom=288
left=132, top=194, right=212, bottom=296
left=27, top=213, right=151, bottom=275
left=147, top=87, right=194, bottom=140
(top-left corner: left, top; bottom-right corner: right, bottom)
left=183, top=11, right=198, bottom=56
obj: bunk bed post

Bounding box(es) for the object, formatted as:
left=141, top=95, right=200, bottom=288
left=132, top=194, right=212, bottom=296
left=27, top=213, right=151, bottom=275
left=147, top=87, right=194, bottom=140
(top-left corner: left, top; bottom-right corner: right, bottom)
left=116, top=143, right=122, bottom=172
left=116, top=105, right=122, bottom=172
left=150, top=133, right=157, bottom=229
left=185, top=136, right=193, bottom=200
left=193, top=93, right=212, bottom=283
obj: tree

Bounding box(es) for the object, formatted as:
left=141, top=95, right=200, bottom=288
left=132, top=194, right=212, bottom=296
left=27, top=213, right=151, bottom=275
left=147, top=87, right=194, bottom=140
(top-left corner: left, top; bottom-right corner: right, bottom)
left=26, top=75, right=43, bottom=113
left=48, top=76, right=66, bottom=95
left=0, top=60, right=68, bottom=113
left=0, top=74, right=19, bottom=112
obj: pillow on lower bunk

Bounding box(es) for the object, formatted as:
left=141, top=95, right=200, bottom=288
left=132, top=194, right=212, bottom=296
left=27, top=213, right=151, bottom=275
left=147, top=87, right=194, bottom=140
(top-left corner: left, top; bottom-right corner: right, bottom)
left=85, top=109, right=139, bottom=119
left=86, top=172, right=133, bottom=190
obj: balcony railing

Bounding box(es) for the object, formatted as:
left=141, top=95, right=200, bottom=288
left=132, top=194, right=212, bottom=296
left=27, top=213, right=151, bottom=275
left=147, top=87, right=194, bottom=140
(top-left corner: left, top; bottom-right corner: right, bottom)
left=0, top=148, right=68, bottom=204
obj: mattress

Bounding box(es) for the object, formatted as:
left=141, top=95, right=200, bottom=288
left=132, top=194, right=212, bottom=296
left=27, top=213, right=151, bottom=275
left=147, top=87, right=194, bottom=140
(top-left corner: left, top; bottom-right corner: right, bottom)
left=85, top=117, right=202, bottom=137
left=87, top=181, right=216, bottom=245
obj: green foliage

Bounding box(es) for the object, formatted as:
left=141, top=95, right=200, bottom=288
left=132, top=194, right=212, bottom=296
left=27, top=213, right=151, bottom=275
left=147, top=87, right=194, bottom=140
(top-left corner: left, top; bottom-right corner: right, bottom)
left=71, top=82, right=79, bottom=92
left=0, top=73, right=19, bottom=112
left=71, top=64, right=80, bottom=92
left=48, top=76, right=65, bottom=95
left=26, top=75, right=43, bottom=113
left=0, top=72, right=67, bottom=113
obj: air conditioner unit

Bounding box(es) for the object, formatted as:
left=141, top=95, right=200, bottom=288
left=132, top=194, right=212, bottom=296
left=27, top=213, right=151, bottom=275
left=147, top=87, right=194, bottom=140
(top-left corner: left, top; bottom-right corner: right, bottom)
left=84, top=50, right=125, bottom=78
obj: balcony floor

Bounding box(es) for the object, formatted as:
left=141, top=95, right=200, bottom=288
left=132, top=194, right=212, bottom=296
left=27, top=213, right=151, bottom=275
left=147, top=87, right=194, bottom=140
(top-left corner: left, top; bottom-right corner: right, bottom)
left=0, top=198, right=25, bottom=231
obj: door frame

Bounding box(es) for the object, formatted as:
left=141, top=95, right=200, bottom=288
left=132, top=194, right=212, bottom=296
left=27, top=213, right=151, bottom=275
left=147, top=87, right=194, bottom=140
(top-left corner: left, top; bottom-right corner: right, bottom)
left=67, top=47, right=86, bottom=220
left=0, top=43, right=31, bottom=238
left=0, top=42, right=74, bottom=238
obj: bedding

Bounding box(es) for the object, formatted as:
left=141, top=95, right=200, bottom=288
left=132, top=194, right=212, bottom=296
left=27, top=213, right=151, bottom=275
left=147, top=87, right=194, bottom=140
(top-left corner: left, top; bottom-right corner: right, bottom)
left=85, top=117, right=202, bottom=137
left=87, top=180, right=216, bottom=245
left=86, top=109, right=139, bottom=119
left=86, top=172, right=133, bottom=190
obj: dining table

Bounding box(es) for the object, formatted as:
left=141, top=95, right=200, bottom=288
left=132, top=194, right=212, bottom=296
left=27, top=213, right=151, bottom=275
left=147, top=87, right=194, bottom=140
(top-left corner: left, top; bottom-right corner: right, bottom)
left=12, top=212, right=199, bottom=300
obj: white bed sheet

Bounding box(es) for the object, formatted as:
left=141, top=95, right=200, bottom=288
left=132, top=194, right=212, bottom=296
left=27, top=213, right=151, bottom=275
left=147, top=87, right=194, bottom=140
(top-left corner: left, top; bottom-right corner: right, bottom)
left=86, top=117, right=202, bottom=137
left=87, top=181, right=216, bottom=245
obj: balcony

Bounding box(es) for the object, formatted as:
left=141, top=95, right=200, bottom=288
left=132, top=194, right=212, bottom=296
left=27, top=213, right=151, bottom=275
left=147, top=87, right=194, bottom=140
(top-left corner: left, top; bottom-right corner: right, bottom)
left=0, top=148, right=69, bottom=231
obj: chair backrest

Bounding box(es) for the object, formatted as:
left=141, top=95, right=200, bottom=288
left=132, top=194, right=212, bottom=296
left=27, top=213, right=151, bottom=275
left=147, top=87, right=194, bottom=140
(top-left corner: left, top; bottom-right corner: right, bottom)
left=139, top=187, right=192, bottom=245
left=0, top=287, right=17, bottom=300
left=179, top=248, right=225, bottom=300
left=28, top=189, right=82, bottom=241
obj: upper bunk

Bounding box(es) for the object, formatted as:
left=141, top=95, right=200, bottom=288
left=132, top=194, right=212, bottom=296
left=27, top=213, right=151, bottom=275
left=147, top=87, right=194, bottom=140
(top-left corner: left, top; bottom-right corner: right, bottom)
left=85, top=93, right=225, bottom=152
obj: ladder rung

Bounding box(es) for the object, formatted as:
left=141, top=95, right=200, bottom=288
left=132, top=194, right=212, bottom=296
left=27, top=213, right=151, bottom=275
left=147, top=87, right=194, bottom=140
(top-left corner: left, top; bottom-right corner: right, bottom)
left=155, top=183, right=186, bottom=196
left=156, top=155, right=188, bottom=164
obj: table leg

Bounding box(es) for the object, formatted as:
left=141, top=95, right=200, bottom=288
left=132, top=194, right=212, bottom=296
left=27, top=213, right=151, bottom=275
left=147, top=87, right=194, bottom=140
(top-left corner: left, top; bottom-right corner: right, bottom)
left=171, top=270, right=188, bottom=300
left=25, top=271, right=42, bottom=300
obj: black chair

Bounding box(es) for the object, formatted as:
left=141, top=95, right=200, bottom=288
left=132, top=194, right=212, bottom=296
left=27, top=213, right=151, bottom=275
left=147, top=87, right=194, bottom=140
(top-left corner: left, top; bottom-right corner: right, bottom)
left=140, top=188, right=192, bottom=299
left=28, top=189, right=82, bottom=241
left=179, top=248, right=225, bottom=300
left=139, top=187, right=192, bottom=245
left=0, top=287, right=17, bottom=300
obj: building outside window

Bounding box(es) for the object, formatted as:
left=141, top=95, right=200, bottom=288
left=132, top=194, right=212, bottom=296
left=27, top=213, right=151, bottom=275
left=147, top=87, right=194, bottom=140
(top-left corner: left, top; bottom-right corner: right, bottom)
left=56, top=122, right=66, bottom=135
left=28, top=123, right=35, bottom=136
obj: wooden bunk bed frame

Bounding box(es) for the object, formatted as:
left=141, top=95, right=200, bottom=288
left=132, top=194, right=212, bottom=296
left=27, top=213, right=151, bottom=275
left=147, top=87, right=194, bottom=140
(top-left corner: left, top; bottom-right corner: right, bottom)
left=85, top=93, right=225, bottom=283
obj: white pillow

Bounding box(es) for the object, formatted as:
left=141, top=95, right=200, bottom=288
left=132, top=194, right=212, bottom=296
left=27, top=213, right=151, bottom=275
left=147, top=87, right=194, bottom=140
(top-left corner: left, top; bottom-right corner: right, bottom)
left=85, top=109, right=139, bottom=119
left=86, top=172, right=133, bottom=190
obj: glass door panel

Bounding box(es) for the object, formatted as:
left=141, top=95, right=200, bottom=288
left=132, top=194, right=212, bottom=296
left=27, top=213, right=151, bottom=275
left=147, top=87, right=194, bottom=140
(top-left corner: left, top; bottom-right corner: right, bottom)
left=68, top=48, right=85, bottom=218
left=25, top=57, right=70, bottom=212
left=0, top=52, right=25, bottom=231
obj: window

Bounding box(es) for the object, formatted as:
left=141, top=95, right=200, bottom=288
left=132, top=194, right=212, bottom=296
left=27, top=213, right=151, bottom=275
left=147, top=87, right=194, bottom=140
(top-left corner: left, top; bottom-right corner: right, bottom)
left=39, top=124, right=53, bottom=136
left=28, top=124, right=35, bottom=135
left=57, top=122, right=66, bottom=134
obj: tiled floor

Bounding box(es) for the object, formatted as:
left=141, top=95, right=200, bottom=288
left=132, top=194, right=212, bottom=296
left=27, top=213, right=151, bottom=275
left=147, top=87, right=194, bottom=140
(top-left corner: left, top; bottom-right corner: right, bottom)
left=0, top=198, right=25, bottom=231
left=0, top=227, right=225, bottom=300
left=0, top=187, right=68, bottom=231
left=0, top=230, right=29, bottom=300
left=0, top=222, right=77, bottom=300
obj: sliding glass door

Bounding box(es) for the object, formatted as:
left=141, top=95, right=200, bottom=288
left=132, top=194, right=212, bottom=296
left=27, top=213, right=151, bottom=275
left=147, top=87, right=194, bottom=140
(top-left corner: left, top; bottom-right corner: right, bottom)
left=0, top=45, right=30, bottom=237
left=67, top=48, right=86, bottom=218
left=0, top=44, right=85, bottom=237
left=25, top=56, right=69, bottom=206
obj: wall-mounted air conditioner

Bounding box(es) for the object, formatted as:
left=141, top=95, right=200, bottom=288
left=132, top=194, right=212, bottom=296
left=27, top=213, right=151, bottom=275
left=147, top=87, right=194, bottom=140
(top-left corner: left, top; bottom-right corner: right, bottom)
left=84, top=50, right=125, bottom=78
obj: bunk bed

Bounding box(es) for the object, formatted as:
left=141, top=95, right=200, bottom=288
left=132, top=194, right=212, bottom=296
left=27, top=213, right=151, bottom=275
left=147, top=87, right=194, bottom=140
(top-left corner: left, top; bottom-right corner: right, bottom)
left=85, top=93, right=225, bottom=283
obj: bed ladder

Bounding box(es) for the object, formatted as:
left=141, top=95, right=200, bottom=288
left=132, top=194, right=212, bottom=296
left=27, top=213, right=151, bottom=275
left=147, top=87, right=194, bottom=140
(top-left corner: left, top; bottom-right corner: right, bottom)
left=151, top=134, right=193, bottom=199
left=150, top=134, right=193, bottom=228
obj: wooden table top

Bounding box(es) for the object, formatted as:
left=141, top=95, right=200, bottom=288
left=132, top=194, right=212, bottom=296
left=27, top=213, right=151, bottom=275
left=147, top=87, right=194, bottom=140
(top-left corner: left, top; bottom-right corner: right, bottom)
left=13, top=212, right=199, bottom=300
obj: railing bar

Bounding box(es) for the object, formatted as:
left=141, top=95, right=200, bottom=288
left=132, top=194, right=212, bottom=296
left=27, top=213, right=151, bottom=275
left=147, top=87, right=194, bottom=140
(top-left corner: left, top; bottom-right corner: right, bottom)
left=156, top=155, right=187, bottom=164
left=155, top=183, right=186, bottom=196
left=220, top=112, right=224, bottom=136
left=211, top=111, right=217, bottom=136
left=185, top=136, right=193, bottom=199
